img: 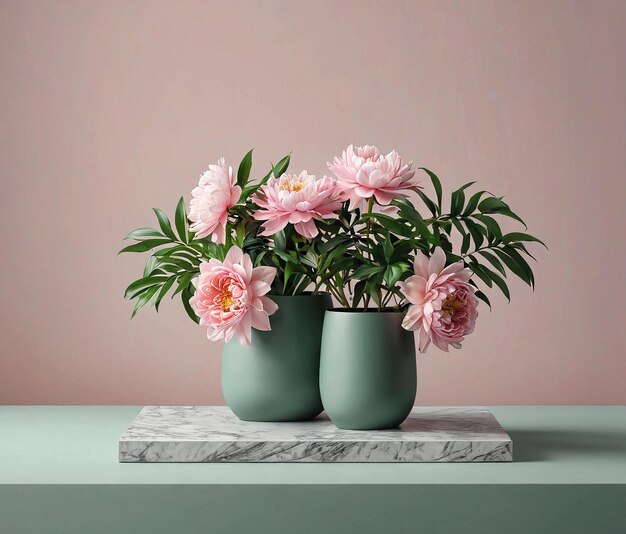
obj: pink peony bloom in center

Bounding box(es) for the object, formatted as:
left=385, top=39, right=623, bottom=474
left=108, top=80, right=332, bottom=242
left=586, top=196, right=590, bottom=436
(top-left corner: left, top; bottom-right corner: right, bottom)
left=190, top=246, right=278, bottom=346
left=252, top=171, right=343, bottom=238
left=398, top=247, right=479, bottom=353
left=327, top=144, right=421, bottom=210
left=188, top=158, right=241, bottom=244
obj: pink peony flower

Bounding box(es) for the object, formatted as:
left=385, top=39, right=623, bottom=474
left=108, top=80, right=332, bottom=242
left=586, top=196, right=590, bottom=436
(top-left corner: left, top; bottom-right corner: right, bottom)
left=327, top=144, right=421, bottom=210
left=190, top=246, right=278, bottom=346
left=252, top=171, right=343, bottom=239
left=188, top=158, right=241, bottom=244
left=398, top=248, right=479, bottom=353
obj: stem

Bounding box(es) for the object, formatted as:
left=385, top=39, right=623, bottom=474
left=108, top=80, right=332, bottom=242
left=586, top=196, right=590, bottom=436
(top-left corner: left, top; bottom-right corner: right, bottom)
left=382, top=289, right=394, bottom=308
left=327, top=278, right=350, bottom=308
left=363, top=197, right=374, bottom=311
left=313, top=278, right=324, bottom=294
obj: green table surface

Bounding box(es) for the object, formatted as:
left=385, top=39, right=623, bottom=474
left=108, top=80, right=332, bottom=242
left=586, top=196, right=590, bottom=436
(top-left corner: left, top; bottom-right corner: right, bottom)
left=1, top=406, right=625, bottom=534
left=1, top=406, right=625, bottom=484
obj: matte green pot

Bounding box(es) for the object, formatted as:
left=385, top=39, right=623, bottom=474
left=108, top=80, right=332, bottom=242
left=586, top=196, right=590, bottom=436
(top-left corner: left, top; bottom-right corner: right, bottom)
left=221, top=294, right=330, bottom=422
left=320, top=310, right=417, bottom=430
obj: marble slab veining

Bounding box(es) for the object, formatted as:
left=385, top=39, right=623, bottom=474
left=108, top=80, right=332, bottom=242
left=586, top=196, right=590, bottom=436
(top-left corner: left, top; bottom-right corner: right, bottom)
left=119, top=406, right=512, bottom=463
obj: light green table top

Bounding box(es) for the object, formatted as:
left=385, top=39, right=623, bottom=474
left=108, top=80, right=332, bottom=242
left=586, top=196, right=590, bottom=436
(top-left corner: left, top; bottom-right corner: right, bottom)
left=1, top=406, right=625, bottom=485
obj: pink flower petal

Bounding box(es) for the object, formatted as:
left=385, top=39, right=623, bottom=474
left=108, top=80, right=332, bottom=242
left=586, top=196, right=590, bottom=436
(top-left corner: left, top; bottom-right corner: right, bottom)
left=252, top=171, right=342, bottom=237
left=191, top=248, right=277, bottom=347
left=251, top=266, right=277, bottom=288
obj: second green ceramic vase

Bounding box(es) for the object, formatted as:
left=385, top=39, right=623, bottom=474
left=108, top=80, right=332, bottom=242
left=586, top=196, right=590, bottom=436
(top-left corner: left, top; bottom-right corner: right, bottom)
left=221, top=293, right=329, bottom=422
left=320, top=310, right=417, bottom=430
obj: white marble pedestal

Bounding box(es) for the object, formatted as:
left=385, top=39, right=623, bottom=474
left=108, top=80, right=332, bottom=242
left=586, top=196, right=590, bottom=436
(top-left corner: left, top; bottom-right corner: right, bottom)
left=119, top=406, right=512, bottom=463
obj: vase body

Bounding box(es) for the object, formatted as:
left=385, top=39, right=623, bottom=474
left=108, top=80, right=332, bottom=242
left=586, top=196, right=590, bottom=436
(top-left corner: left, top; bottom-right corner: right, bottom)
left=320, top=310, right=417, bottom=430
left=221, top=294, right=329, bottom=422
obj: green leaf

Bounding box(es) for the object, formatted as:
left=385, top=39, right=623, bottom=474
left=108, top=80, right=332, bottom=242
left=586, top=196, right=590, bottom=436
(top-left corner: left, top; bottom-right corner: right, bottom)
left=384, top=263, right=408, bottom=287
left=237, top=149, right=254, bottom=188
left=353, top=264, right=385, bottom=280
left=365, top=279, right=383, bottom=308
left=172, top=272, right=195, bottom=296
left=476, top=263, right=510, bottom=301
left=274, top=229, right=287, bottom=251
left=240, top=185, right=258, bottom=202
left=474, top=288, right=491, bottom=309
left=152, top=208, right=177, bottom=241
left=235, top=221, right=246, bottom=247
left=383, top=239, right=394, bottom=261
left=502, top=232, right=547, bottom=249
left=393, top=199, right=431, bottom=238
left=477, top=250, right=507, bottom=276
left=159, top=263, right=183, bottom=274
left=472, top=214, right=502, bottom=240
left=494, top=248, right=533, bottom=287
left=274, top=249, right=297, bottom=265
left=119, top=239, right=171, bottom=254
left=293, top=275, right=312, bottom=295
left=478, top=196, right=509, bottom=214
left=159, top=256, right=197, bottom=271
left=155, top=277, right=176, bottom=311
left=416, top=190, right=438, bottom=217
left=240, top=158, right=284, bottom=201
left=272, top=154, right=291, bottom=177
left=318, top=243, right=351, bottom=274
left=162, top=249, right=200, bottom=263
left=124, top=276, right=169, bottom=299
left=434, top=219, right=453, bottom=234
left=444, top=250, right=462, bottom=264
left=509, top=242, right=538, bottom=261
left=131, top=285, right=159, bottom=318
left=451, top=218, right=467, bottom=237
left=153, top=245, right=187, bottom=258
left=174, top=197, right=188, bottom=244
left=464, top=219, right=484, bottom=250
left=503, top=246, right=535, bottom=286
left=181, top=286, right=199, bottom=324
left=125, top=227, right=163, bottom=240
left=254, top=249, right=268, bottom=267
left=461, top=232, right=471, bottom=255
left=143, top=256, right=160, bottom=277
left=498, top=208, right=527, bottom=228
left=352, top=280, right=367, bottom=308
left=283, top=262, right=295, bottom=292
left=462, top=190, right=487, bottom=216
left=419, top=168, right=442, bottom=213
left=450, top=182, right=476, bottom=216
left=468, top=262, right=492, bottom=288
left=300, top=249, right=318, bottom=269
left=364, top=213, right=413, bottom=237
left=489, top=270, right=510, bottom=301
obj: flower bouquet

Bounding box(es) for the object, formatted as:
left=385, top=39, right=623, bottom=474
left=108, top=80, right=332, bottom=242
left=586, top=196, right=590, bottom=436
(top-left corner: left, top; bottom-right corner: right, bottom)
left=121, top=145, right=543, bottom=428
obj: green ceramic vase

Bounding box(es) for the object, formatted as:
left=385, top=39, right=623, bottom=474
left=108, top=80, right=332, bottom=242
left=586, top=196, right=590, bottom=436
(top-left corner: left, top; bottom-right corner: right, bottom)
left=320, top=310, right=417, bottom=430
left=221, top=294, right=330, bottom=422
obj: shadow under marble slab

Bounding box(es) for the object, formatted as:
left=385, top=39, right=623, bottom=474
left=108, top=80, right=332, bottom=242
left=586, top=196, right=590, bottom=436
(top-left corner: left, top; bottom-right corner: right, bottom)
left=119, top=406, right=512, bottom=463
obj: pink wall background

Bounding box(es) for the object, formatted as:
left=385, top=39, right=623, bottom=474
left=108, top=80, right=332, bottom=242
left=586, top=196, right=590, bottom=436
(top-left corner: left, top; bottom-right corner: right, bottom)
left=1, top=0, right=625, bottom=405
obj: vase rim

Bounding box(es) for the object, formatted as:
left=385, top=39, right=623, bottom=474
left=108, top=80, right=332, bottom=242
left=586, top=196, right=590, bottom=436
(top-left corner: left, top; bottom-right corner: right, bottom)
left=326, top=307, right=405, bottom=314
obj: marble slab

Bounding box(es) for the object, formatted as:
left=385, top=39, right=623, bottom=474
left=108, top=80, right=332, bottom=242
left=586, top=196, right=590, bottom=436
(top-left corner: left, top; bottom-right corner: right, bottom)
left=119, top=406, right=512, bottom=463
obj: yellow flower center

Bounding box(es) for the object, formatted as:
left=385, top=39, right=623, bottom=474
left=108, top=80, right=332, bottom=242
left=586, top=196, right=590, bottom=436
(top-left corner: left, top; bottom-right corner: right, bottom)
left=220, top=289, right=234, bottom=312
left=441, top=292, right=464, bottom=319
left=279, top=179, right=304, bottom=192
